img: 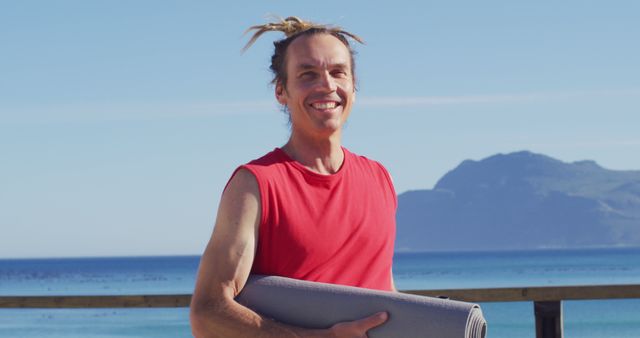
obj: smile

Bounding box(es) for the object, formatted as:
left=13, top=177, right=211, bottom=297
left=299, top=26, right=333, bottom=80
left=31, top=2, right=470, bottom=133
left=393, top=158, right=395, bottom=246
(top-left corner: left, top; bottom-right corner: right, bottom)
left=310, top=101, right=340, bottom=109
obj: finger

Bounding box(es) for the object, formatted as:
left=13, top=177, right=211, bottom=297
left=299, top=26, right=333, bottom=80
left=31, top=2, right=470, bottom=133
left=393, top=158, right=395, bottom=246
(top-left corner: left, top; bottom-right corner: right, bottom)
left=356, top=311, right=388, bottom=331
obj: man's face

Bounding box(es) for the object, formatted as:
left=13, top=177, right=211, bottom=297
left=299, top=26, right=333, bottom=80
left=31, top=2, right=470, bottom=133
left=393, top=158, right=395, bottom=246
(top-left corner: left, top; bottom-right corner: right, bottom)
left=276, top=33, right=355, bottom=138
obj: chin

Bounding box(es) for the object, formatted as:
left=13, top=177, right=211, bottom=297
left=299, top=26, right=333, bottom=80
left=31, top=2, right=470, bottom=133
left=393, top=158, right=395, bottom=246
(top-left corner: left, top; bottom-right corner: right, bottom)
left=320, top=122, right=345, bottom=134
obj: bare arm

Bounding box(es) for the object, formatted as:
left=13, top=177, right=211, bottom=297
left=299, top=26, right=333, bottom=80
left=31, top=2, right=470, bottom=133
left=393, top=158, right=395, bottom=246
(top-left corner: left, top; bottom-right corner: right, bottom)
left=190, top=169, right=387, bottom=338
left=390, top=270, right=397, bottom=292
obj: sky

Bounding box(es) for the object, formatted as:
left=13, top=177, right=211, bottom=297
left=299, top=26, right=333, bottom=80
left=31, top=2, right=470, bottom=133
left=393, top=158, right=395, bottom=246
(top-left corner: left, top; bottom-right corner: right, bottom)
left=1, top=1, right=639, bottom=258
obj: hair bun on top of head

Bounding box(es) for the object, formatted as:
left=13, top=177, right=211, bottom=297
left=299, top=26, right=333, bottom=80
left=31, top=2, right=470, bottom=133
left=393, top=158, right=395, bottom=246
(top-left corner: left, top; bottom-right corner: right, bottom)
left=242, top=16, right=364, bottom=52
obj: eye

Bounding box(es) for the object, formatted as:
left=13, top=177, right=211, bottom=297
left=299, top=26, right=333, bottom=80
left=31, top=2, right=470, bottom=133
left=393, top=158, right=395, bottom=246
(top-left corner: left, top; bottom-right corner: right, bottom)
left=299, top=71, right=316, bottom=79
left=331, top=70, right=348, bottom=78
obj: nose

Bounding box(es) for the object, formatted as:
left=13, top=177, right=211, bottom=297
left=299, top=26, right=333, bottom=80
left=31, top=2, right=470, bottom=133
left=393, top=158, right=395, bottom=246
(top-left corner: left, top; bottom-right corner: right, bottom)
left=317, top=70, right=337, bottom=92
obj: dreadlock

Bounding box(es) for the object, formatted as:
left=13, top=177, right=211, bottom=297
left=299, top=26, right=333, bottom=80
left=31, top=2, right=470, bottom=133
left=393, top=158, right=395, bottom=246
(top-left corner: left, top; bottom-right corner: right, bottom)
left=243, top=16, right=364, bottom=88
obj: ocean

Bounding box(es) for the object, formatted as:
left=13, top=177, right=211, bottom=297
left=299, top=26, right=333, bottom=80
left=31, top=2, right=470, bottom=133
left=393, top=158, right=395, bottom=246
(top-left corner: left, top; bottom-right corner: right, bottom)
left=1, top=248, right=639, bottom=337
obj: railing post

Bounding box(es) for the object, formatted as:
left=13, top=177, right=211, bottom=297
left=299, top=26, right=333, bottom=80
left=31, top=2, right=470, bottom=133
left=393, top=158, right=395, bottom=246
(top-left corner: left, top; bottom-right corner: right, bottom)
left=534, top=300, right=563, bottom=338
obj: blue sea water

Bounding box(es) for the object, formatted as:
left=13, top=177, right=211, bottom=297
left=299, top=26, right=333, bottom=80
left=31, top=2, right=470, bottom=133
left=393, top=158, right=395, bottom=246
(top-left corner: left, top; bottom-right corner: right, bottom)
left=1, top=248, right=639, bottom=337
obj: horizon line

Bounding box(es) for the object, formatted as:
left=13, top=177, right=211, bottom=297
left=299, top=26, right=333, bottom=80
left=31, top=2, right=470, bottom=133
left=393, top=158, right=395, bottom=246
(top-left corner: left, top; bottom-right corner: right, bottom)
left=2, top=87, right=639, bottom=124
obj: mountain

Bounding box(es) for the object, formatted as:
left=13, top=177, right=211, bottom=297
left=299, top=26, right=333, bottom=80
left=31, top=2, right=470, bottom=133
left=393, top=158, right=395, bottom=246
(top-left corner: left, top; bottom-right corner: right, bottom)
left=395, top=151, right=640, bottom=251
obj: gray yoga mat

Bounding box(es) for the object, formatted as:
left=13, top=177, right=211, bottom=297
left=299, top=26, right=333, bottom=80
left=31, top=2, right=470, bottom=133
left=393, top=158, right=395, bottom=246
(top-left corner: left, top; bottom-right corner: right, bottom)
left=236, top=275, right=487, bottom=338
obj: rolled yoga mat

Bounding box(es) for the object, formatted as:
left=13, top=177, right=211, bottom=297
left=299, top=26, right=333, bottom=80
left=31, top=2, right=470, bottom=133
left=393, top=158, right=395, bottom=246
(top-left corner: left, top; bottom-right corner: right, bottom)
left=236, top=275, right=487, bottom=338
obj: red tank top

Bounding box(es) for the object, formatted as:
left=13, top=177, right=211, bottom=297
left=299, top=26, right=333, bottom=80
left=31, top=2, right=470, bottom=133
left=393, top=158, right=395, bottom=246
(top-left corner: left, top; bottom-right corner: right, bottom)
left=232, top=147, right=396, bottom=291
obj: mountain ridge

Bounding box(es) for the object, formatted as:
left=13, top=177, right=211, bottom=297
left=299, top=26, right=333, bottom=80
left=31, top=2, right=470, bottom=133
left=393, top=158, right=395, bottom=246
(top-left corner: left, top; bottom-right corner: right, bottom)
left=396, top=151, right=640, bottom=251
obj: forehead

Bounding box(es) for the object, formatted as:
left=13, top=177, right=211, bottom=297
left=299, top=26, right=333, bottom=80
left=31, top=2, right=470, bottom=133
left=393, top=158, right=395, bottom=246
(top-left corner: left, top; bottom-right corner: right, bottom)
left=285, top=33, right=352, bottom=69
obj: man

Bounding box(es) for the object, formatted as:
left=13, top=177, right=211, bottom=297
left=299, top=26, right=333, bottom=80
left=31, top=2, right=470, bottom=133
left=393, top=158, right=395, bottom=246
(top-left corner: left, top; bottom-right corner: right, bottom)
left=190, top=17, right=397, bottom=338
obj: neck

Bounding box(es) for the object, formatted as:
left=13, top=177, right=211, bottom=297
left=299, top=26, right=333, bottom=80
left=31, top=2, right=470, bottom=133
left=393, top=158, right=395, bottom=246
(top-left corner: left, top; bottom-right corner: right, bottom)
left=282, top=130, right=344, bottom=175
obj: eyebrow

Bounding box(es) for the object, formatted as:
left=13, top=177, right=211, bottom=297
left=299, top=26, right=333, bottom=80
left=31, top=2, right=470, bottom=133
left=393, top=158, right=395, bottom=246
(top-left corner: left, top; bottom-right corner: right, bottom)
left=296, top=62, right=350, bottom=71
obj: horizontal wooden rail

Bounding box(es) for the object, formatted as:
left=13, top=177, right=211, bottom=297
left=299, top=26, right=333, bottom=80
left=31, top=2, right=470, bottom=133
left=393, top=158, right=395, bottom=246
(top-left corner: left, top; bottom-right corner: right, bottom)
left=1, top=284, right=638, bottom=308
left=0, top=294, right=191, bottom=308
left=403, top=283, right=640, bottom=303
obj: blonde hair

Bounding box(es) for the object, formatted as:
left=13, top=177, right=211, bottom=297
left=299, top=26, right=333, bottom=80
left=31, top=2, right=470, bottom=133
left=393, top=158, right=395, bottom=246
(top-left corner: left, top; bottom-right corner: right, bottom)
left=242, top=16, right=364, bottom=53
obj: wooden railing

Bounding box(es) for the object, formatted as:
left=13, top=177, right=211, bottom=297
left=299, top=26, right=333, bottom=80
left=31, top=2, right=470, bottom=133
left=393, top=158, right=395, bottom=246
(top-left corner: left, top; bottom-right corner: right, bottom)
left=407, top=284, right=640, bottom=338
left=2, top=284, right=639, bottom=338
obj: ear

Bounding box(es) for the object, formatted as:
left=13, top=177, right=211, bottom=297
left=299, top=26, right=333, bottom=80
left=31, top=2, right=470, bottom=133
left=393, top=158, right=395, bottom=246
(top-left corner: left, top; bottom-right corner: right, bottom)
left=275, top=81, right=287, bottom=105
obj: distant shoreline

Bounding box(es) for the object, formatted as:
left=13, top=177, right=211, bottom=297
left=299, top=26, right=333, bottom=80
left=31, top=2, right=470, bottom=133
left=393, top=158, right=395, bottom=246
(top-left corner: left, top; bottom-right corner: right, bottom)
left=2, top=245, right=640, bottom=261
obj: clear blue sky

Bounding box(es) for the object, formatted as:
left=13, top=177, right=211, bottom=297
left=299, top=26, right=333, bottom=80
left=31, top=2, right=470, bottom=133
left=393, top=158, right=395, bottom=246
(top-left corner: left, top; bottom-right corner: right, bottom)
left=1, top=1, right=639, bottom=258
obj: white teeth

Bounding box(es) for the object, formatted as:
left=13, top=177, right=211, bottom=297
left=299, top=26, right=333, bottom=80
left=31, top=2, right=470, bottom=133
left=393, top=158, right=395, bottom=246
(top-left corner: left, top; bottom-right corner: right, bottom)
left=312, top=102, right=337, bottom=109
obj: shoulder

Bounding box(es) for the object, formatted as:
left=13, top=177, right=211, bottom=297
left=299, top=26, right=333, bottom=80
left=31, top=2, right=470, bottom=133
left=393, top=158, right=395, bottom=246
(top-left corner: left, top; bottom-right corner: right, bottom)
left=223, top=148, right=291, bottom=209
left=223, top=151, right=285, bottom=201
left=245, top=148, right=287, bottom=167
left=344, top=148, right=392, bottom=175
left=238, top=148, right=290, bottom=179
left=344, top=148, right=397, bottom=200
left=223, top=167, right=260, bottom=209
left=228, top=167, right=258, bottom=190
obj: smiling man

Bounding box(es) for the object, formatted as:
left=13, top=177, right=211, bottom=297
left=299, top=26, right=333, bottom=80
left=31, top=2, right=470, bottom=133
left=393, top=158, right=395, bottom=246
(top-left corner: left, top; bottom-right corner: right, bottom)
left=190, top=17, right=397, bottom=338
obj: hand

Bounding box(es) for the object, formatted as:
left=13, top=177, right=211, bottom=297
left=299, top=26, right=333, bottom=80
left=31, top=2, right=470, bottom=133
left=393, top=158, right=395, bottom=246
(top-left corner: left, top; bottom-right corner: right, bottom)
left=328, top=312, right=388, bottom=338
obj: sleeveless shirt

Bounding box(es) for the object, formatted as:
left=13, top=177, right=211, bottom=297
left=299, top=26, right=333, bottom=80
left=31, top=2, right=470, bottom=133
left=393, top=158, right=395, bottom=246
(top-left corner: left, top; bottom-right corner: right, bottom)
left=231, top=147, right=396, bottom=291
